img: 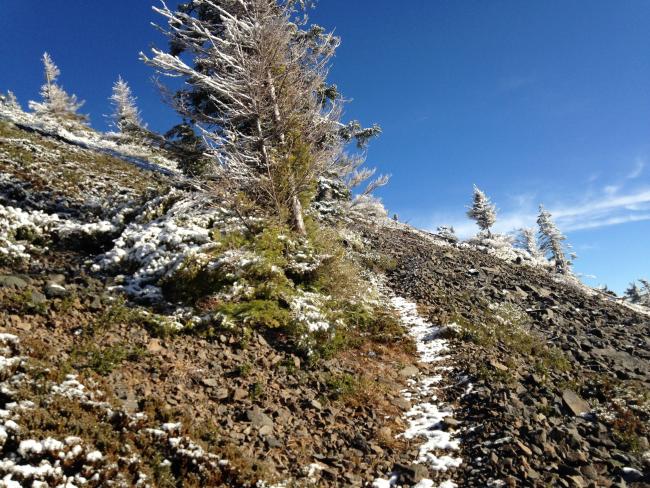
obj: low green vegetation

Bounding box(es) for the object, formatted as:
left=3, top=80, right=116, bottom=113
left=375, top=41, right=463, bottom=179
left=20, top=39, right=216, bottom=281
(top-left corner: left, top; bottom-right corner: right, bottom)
left=456, top=302, right=571, bottom=378
left=91, top=297, right=181, bottom=339
left=161, top=217, right=409, bottom=360
left=71, top=342, right=146, bottom=376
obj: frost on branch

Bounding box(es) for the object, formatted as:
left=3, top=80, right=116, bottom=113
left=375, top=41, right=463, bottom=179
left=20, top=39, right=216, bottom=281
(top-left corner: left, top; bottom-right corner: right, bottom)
left=435, top=225, right=459, bottom=244
left=624, top=279, right=650, bottom=306
left=141, top=0, right=386, bottom=232
left=0, top=205, right=60, bottom=265
left=28, top=52, right=87, bottom=125
left=467, top=185, right=497, bottom=236
left=109, top=76, right=144, bottom=136
left=93, top=191, right=223, bottom=301
left=517, top=227, right=545, bottom=261
left=0, top=91, right=20, bottom=111
left=537, top=205, right=572, bottom=274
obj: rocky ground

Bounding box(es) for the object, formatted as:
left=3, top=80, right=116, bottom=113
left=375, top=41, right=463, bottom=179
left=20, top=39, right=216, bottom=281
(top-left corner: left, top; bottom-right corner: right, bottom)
left=0, top=118, right=460, bottom=486
left=370, top=225, right=650, bottom=487
left=0, top=116, right=649, bottom=487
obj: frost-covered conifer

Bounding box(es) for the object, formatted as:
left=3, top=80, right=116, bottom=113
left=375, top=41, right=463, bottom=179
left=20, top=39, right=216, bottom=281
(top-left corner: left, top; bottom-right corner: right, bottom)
left=141, top=0, right=384, bottom=234
left=625, top=279, right=650, bottom=305
left=436, top=225, right=459, bottom=243
left=517, top=227, right=543, bottom=259
left=467, top=185, right=497, bottom=235
left=624, top=282, right=643, bottom=303
left=642, top=280, right=650, bottom=306
left=0, top=91, right=20, bottom=111
left=109, top=76, right=143, bottom=134
left=536, top=205, right=570, bottom=274
left=29, top=52, right=86, bottom=122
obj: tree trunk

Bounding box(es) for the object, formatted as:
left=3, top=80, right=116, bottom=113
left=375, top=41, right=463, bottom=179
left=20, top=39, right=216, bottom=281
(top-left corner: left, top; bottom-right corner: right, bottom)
left=292, top=194, right=306, bottom=235
left=266, top=70, right=307, bottom=235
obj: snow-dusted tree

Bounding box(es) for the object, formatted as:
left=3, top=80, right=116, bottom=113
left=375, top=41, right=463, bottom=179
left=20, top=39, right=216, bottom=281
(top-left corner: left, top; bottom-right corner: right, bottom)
left=436, top=225, right=459, bottom=243
left=467, top=185, right=497, bottom=235
left=141, top=0, right=384, bottom=234
left=624, top=282, right=643, bottom=303
left=517, top=227, right=543, bottom=260
left=626, top=279, right=650, bottom=305
left=29, top=53, right=86, bottom=122
left=0, top=91, right=20, bottom=111
left=639, top=279, right=650, bottom=307
left=536, top=205, right=571, bottom=274
left=109, top=76, right=143, bottom=134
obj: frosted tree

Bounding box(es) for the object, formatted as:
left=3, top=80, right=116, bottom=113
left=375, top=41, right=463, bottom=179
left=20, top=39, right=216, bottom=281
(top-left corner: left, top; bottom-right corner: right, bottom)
left=536, top=205, right=571, bottom=274
left=436, top=225, right=459, bottom=243
left=29, top=52, right=86, bottom=122
left=141, top=0, right=384, bottom=234
left=109, top=76, right=143, bottom=134
left=639, top=279, right=650, bottom=307
left=467, top=185, right=497, bottom=236
left=517, top=227, right=543, bottom=260
left=0, top=91, right=20, bottom=111
left=624, top=282, right=643, bottom=303
left=626, top=279, right=650, bottom=305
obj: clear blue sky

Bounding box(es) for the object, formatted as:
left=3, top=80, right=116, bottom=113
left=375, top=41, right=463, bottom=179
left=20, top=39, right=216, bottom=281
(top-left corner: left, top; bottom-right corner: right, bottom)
left=1, top=1, right=649, bottom=293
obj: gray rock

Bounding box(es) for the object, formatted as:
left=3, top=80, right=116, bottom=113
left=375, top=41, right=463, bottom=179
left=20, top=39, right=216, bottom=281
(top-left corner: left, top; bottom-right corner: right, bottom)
left=44, top=282, right=67, bottom=298
left=214, top=388, right=229, bottom=400
left=0, top=275, right=28, bottom=290
left=47, top=274, right=66, bottom=285
left=399, top=365, right=419, bottom=377
left=232, top=388, right=248, bottom=401
left=620, top=467, right=642, bottom=482
left=443, top=417, right=461, bottom=430
left=391, top=397, right=412, bottom=411
left=28, top=290, right=47, bottom=306
left=246, top=407, right=273, bottom=430
left=562, top=390, right=590, bottom=416
left=201, top=378, right=219, bottom=388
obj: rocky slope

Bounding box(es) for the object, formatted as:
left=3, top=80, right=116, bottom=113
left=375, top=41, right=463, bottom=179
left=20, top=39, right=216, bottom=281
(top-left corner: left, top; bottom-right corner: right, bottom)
left=369, top=225, right=650, bottom=487
left=0, top=116, right=649, bottom=488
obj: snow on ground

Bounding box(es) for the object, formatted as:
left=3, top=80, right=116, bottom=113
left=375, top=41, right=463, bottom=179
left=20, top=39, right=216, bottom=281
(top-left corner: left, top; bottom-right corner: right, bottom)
left=0, top=104, right=180, bottom=176
left=0, top=334, right=124, bottom=487
left=0, top=205, right=60, bottom=263
left=0, top=334, right=224, bottom=487
left=372, top=296, right=462, bottom=488
left=0, top=202, right=119, bottom=265
left=92, top=191, right=245, bottom=300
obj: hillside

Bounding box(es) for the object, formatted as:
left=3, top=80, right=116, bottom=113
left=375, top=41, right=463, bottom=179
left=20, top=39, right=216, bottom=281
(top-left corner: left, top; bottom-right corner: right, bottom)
left=0, top=112, right=649, bottom=488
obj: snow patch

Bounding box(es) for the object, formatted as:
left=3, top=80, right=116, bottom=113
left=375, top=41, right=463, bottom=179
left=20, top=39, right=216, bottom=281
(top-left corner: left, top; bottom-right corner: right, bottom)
left=373, top=296, right=462, bottom=487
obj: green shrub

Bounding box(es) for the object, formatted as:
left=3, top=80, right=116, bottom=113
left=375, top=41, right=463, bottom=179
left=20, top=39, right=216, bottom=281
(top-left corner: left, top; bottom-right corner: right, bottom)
left=71, top=343, right=145, bottom=376
left=218, top=299, right=292, bottom=330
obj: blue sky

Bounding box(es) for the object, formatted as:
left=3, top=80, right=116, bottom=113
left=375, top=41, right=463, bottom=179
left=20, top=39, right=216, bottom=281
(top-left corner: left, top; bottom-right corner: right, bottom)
left=1, top=1, right=649, bottom=293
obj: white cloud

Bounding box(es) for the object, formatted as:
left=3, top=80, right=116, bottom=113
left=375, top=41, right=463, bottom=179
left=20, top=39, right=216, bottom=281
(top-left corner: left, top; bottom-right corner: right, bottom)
left=564, top=213, right=650, bottom=231
left=627, top=158, right=645, bottom=179
left=428, top=186, right=650, bottom=238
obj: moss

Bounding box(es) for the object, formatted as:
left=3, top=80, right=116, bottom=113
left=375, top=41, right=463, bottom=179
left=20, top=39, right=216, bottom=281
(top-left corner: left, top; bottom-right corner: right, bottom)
left=218, top=299, right=292, bottom=330
left=249, top=382, right=264, bottom=400
left=309, top=302, right=411, bottom=360
left=71, top=343, right=146, bottom=376
left=612, top=408, right=646, bottom=452
left=0, top=121, right=166, bottom=199
left=324, top=372, right=389, bottom=408
left=162, top=218, right=397, bottom=362
left=456, top=304, right=571, bottom=376
left=90, top=297, right=181, bottom=339
left=2, top=288, right=49, bottom=315
left=234, top=362, right=253, bottom=378
left=325, top=372, right=359, bottom=400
